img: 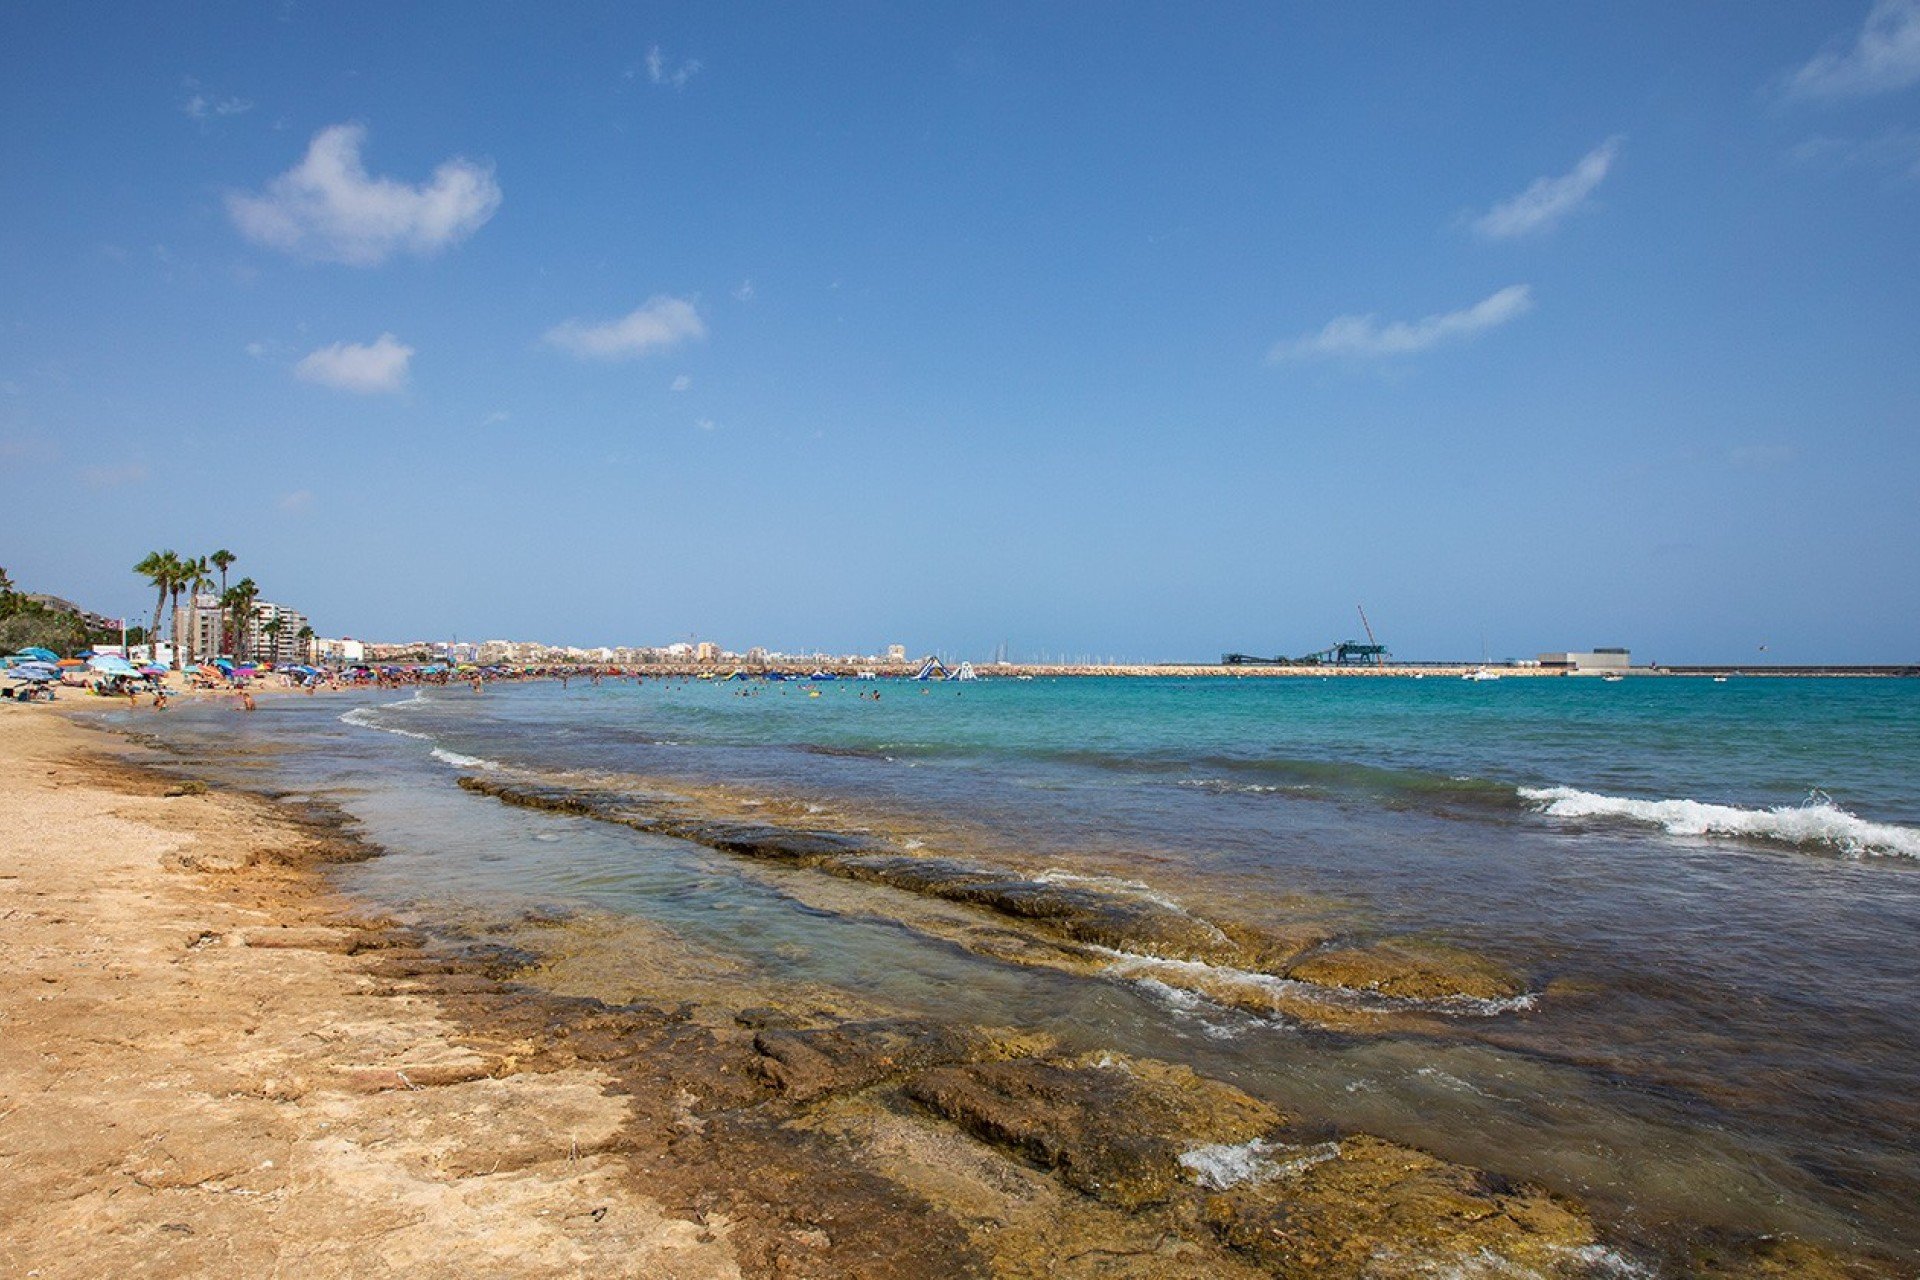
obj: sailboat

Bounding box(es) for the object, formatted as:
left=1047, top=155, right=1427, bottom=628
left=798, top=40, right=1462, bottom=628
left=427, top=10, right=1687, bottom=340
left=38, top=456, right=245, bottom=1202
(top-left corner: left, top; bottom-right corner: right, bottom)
left=1464, top=633, right=1501, bottom=680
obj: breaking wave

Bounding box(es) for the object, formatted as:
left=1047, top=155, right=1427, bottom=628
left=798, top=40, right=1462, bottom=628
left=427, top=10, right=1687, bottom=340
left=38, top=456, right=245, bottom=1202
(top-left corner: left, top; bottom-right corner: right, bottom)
left=339, top=703, right=430, bottom=741
left=1520, top=786, right=1920, bottom=859
left=431, top=747, right=500, bottom=771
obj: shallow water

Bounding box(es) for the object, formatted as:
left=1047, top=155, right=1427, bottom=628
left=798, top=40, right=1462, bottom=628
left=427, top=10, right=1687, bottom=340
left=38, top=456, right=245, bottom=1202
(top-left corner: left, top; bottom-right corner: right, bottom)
left=116, top=675, right=1920, bottom=1268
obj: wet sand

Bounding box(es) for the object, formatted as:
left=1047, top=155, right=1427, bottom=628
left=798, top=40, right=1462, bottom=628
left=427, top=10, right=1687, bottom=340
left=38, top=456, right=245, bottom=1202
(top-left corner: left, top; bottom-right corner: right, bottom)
left=2, top=708, right=1905, bottom=1278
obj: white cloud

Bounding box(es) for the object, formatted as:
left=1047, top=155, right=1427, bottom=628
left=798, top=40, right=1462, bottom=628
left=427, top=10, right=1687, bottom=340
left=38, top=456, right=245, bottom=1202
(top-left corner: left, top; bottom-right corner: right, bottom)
left=1789, top=126, right=1920, bottom=177
left=1473, top=138, right=1621, bottom=240
left=696, top=417, right=717, bottom=431
left=645, top=45, right=702, bottom=89
left=482, top=409, right=511, bottom=425
left=278, top=489, right=315, bottom=513
left=670, top=374, right=692, bottom=392
left=184, top=92, right=254, bottom=121
left=1787, top=0, right=1920, bottom=98
left=1268, top=285, right=1534, bottom=363
left=227, top=123, right=501, bottom=266
left=544, top=296, right=705, bottom=361
left=295, top=333, right=413, bottom=393
left=732, top=278, right=755, bottom=301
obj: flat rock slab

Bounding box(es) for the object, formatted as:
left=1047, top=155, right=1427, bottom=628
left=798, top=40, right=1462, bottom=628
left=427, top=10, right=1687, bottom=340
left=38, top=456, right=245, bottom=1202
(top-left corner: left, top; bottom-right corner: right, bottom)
left=906, top=1053, right=1278, bottom=1209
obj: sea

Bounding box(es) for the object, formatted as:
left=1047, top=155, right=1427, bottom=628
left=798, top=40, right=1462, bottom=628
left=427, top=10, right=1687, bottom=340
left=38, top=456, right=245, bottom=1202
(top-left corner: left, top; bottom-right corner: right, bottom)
left=108, top=673, right=1920, bottom=1270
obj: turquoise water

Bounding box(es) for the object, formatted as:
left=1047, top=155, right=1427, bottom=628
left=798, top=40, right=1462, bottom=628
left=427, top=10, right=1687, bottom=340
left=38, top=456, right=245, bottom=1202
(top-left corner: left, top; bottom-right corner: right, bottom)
left=121, top=674, right=1920, bottom=1268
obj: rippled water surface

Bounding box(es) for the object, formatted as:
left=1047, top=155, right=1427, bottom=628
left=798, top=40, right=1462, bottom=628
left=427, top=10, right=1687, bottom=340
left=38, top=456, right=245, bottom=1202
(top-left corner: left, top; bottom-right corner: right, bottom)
left=119, top=674, right=1920, bottom=1267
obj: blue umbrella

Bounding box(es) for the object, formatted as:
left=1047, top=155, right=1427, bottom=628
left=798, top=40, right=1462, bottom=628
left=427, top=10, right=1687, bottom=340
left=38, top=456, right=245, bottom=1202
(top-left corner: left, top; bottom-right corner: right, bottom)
left=10, top=668, right=59, bottom=683
left=16, top=647, right=61, bottom=663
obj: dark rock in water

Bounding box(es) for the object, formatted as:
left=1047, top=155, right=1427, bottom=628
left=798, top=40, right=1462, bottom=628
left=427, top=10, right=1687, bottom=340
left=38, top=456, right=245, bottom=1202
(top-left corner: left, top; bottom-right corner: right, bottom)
left=1285, top=939, right=1526, bottom=1002
left=457, top=776, right=607, bottom=817
left=905, top=1053, right=1278, bottom=1209
left=681, top=822, right=872, bottom=864
left=1196, top=1134, right=1597, bottom=1279
left=939, top=879, right=1233, bottom=962
left=444, top=941, right=541, bottom=980
left=1685, top=1233, right=1908, bottom=1279
left=752, top=1018, right=1033, bottom=1102
left=834, top=855, right=1008, bottom=897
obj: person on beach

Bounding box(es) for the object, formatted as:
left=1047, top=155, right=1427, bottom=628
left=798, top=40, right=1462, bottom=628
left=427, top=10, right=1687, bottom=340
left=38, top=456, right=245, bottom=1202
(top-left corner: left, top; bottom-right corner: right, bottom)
left=153, top=688, right=169, bottom=710
left=239, top=690, right=256, bottom=712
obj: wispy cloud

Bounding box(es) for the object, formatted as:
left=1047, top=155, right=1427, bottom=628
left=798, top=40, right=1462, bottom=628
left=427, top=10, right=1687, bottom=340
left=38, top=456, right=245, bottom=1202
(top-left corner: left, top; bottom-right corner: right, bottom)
left=278, top=489, right=315, bottom=513
left=1472, top=138, right=1621, bottom=240
left=227, top=123, right=501, bottom=266
left=181, top=76, right=253, bottom=122
left=295, top=333, right=413, bottom=393
left=1268, top=285, right=1534, bottom=363
left=1786, top=0, right=1920, bottom=98
left=544, top=296, right=705, bottom=361
left=184, top=93, right=253, bottom=121
left=696, top=417, right=717, bottom=432
left=732, top=278, right=755, bottom=302
left=670, top=374, right=692, bottom=392
left=81, top=463, right=148, bottom=489
left=1788, top=126, right=1920, bottom=177
left=482, top=409, right=511, bottom=425
left=644, top=45, right=702, bottom=89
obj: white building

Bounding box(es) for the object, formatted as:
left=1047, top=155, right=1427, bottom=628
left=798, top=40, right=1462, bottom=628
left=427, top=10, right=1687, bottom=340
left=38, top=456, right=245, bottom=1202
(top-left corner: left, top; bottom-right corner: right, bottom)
left=316, top=637, right=366, bottom=664
left=1538, top=648, right=1631, bottom=674
left=248, top=602, right=311, bottom=666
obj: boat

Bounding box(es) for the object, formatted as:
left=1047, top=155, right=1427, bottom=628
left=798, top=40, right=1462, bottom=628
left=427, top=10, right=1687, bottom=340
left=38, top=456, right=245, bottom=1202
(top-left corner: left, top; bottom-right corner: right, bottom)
left=1713, top=676, right=1729, bottom=683
left=1463, top=667, right=1501, bottom=682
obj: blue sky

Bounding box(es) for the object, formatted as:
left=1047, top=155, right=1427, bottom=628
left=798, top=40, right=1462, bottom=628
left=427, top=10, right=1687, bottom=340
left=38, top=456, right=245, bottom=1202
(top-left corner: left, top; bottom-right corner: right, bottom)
left=3, top=2, right=1917, bottom=662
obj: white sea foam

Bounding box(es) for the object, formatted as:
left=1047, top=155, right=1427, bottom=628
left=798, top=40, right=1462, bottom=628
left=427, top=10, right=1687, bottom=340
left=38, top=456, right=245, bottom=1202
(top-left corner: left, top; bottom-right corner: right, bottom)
left=1520, top=786, right=1920, bottom=859
left=338, top=704, right=431, bottom=740
left=1179, top=1138, right=1339, bottom=1190
left=431, top=747, right=499, bottom=771
left=1034, top=868, right=1193, bottom=915
left=1098, top=948, right=1537, bottom=1019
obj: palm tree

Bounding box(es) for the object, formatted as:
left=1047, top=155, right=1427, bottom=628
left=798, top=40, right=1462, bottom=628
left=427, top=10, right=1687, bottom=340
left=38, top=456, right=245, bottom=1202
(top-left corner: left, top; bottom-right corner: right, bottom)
left=209, top=549, right=236, bottom=652
left=166, top=555, right=208, bottom=671
left=225, top=577, right=259, bottom=662
left=134, top=550, right=180, bottom=664
left=297, top=623, right=316, bottom=665
left=261, top=616, right=283, bottom=665
left=178, top=556, right=213, bottom=669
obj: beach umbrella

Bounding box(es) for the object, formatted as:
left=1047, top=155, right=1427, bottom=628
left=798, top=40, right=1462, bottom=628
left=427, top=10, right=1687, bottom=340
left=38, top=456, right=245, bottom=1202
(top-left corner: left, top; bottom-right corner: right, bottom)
left=88, top=655, right=139, bottom=676
left=10, top=668, right=59, bottom=683
left=139, top=665, right=167, bottom=676
left=17, top=647, right=60, bottom=663
left=57, top=658, right=85, bottom=668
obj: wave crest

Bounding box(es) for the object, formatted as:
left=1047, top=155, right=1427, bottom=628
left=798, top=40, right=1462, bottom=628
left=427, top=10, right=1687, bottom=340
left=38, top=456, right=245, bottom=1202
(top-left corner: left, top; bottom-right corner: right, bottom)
left=1520, top=786, right=1920, bottom=859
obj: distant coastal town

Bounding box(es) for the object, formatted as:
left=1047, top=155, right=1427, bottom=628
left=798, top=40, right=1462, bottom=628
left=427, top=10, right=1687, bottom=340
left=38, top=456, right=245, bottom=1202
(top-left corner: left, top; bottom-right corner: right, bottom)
left=3, top=559, right=1913, bottom=683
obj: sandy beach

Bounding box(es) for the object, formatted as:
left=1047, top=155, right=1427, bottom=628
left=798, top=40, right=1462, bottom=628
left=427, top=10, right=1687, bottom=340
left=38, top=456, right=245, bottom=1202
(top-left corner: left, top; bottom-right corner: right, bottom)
left=0, top=707, right=743, bottom=1279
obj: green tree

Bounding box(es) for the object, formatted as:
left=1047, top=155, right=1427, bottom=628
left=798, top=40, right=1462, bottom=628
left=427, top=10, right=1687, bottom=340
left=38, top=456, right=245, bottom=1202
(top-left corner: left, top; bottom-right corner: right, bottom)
left=261, top=615, right=283, bottom=665
left=177, top=556, right=213, bottom=669
left=134, top=550, right=181, bottom=663
left=225, top=577, right=259, bottom=662
left=209, top=549, right=236, bottom=652
left=297, top=623, right=315, bottom=665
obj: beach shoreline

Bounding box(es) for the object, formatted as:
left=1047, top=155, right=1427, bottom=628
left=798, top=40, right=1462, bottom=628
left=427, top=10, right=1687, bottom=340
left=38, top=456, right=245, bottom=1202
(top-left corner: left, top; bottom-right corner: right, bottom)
left=3, top=704, right=1908, bottom=1279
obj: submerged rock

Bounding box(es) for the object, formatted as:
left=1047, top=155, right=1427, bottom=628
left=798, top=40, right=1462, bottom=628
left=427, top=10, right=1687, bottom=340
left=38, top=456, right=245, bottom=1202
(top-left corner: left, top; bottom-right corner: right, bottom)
left=1197, top=1134, right=1599, bottom=1279
left=1285, top=939, right=1527, bottom=1002
left=905, top=1052, right=1278, bottom=1209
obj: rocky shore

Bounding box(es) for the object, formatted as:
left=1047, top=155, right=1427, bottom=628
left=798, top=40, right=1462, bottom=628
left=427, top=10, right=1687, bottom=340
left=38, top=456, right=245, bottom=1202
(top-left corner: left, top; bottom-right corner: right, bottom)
left=1, top=711, right=1903, bottom=1278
